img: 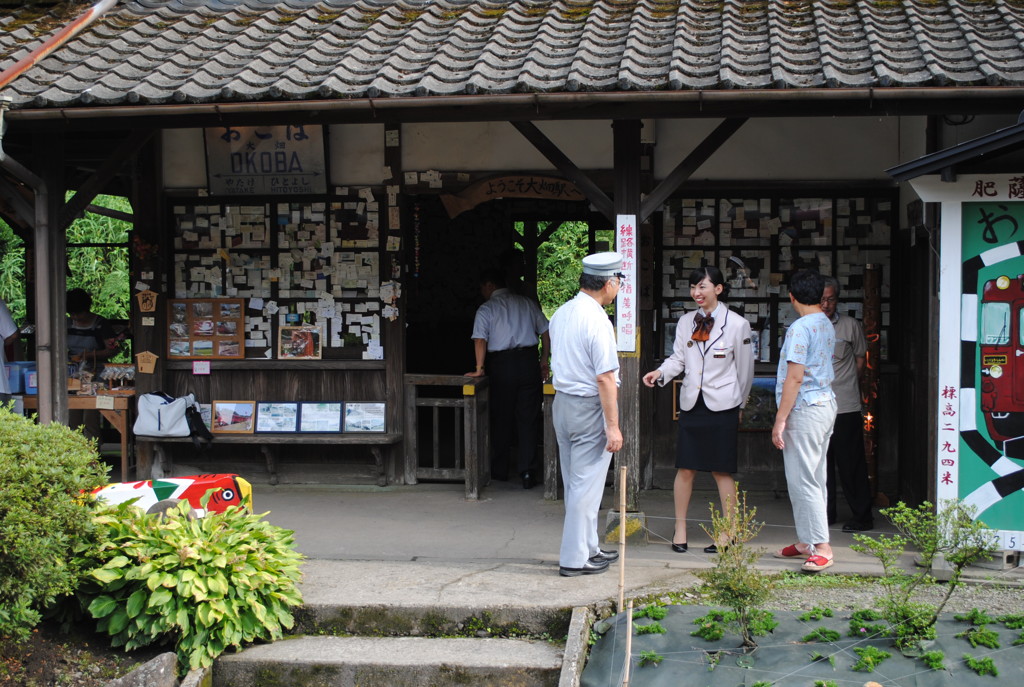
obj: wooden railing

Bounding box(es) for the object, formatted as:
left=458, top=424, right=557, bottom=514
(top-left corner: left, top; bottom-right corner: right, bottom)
left=403, top=374, right=490, bottom=500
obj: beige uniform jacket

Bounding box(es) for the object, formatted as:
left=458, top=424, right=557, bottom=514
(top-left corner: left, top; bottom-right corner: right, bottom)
left=658, top=306, right=755, bottom=412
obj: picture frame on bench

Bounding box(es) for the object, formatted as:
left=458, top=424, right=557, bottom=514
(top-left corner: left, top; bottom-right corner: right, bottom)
left=212, top=400, right=256, bottom=433
left=344, top=402, right=386, bottom=433
left=298, top=402, right=343, bottom=432
left=255, top=402, right=300, bottom=433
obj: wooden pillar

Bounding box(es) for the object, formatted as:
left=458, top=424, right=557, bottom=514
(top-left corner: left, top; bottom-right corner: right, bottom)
left=612, top=120, right=641, bottom=512
left=383, top=122, right=407, bottom=485
left=131, top=136, right=163, bottom=478
left=863, top=264, right=883, bottom=504
left=34, top=136, right=67, bottom=425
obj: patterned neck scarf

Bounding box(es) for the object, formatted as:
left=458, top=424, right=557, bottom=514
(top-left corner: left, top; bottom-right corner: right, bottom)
left=692, top=311, right=714, bottom=342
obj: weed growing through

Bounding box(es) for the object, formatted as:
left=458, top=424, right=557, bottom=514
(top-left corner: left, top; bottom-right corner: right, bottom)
left=920, top=650, right=946, bottom=671
left=809, top=651, right=836, bottom=667
left=813, top=681, right=838, bottom=687
left=848, top=608, right=887, bottom=639
left=637, top=649, right=663, bottom=667
left=955, top=608, right=994, bottom=626
left=801, top=627, right=841, bottom=643
left=963, top=654, right=998, bottom=677
left=955, top=626, right=1000, bottom=650
left=851, top=645, right=892, bottom=672
left=634, top=622, right=666, bottom=636
left=997, top=613, right=1024, bottom=629
left=632, top=605, right=667, bottom=621
left=798, top=606, right=834, bottom=622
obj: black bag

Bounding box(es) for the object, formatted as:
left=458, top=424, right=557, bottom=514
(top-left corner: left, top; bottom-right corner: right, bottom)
left=184, top=403, right=214, bottom=451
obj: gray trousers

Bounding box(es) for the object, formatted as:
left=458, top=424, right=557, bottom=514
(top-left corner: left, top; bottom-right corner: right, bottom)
left=782, top=399, right=837, bottom=550
left=553, top=391, right=612, bottom=568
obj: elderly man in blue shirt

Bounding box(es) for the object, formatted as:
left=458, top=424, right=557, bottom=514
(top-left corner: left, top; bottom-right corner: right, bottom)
left=772, top=269, right=837, bottom=573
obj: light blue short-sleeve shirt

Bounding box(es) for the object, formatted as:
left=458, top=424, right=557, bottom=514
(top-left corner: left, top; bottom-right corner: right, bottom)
left=776, top=311, right=835, bottom=408
left=549, top=292, right=619, bottom=397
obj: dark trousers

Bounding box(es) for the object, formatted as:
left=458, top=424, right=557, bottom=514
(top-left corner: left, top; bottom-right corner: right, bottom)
left=487, top=347, right=542, bottom=479
left=826, top=411, right=874, bottom=525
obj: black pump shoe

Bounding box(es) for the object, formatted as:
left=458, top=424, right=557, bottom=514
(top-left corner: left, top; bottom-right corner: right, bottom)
left=671, top=541, right=688, bottom=553
left=704, top=540, right=734, bottom=554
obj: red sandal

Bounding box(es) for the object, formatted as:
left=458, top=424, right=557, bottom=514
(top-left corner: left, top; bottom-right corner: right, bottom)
left=801, top=554, right=834, bottom=572
left=773, top=544, right=804, bottom=559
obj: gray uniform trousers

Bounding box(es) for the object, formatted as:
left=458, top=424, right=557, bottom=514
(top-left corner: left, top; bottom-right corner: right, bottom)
left=553, top=391, right=612, bottom=568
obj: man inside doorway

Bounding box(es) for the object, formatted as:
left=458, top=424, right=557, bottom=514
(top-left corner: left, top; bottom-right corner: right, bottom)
left=821, top=276, right=874, bottom=532
left=466, top=269, right=550, bottom=488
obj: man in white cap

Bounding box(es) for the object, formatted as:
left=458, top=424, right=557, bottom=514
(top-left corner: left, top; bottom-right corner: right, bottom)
left=548, top=252, right=623, bottom=576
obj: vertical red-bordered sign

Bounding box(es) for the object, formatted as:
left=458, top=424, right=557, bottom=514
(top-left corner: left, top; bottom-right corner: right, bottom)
left=616, top=214, right=637, bottom=353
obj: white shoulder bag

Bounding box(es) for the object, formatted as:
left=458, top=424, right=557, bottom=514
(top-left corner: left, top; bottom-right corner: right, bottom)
left=133, top=391, right=195, bottom=438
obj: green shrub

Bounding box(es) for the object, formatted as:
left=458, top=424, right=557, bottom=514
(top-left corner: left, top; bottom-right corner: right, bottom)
left=634, top=621, right=666, bottom=635
left=633, top=604, right=667, bottom=621
left=963, top=653, right=998, bottom=677
left=955, top=608, right=994, bottom=626
left=70, top=498, right=303, bottom=673
left=801, top=627, right=841, bottom=643
left=848, top=608, right=887, bottom=639
left=798, top=606, right=834, bottom=622
left=851, top=645, right=892, bottom=672
left=956, top=626, right=1000, bottom=650
left=997, top=613, right=1024, bottom=629
left=637, top=649, right=663, bottom=667
left=0, top=408, right=108, bottom=639
left=920, top=650, right=946, bottom=671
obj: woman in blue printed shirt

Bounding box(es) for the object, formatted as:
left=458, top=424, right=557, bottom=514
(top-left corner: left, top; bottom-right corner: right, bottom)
left=771, top=269, right=837, bottom=573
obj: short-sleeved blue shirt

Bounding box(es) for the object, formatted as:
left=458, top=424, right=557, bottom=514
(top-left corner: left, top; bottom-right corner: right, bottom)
left=776, top=311, right=835, bottom=408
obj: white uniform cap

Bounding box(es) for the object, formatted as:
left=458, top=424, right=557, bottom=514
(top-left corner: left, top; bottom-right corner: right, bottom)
left=581, top=252, right=624, bottom=277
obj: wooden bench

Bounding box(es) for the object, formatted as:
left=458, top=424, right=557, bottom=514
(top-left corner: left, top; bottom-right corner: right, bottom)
left=140, top=433, right=403, bottom=486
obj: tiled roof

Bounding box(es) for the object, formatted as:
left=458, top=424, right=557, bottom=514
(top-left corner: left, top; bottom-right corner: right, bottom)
left=2, top=0, right=1024, bottom=109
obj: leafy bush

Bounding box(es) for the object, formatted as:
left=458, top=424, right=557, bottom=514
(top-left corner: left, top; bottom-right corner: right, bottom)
left=801, top=627, right=841, bottom=643
left=798, top=606, right=834, bottom=622
left=695, top=489, right=774, bottom=649
left=0, top=408, right=108, bottom=638
left=69, top=498, right=303, bottom=673
left=634, top=621, right=666, bottom=635
left=920, top=649, right=946, bottom=671
left=851, top=499, right=996, bottom=650
left=956, top=626, right=1000, bottom=650
left=632, top=605, right=666, bottom=621
left=637, top=649, right=663, bottom=667
left=963, top=653, right=998, bottom=677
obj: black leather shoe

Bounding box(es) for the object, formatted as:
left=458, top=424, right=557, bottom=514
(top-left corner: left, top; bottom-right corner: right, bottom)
left=522, top=472, right=535, bottom=489
left=671, top=542, right=688, bottom=553
left=704, top=541, right=733, bottom=554
left=842, top=520, right=873, bottom=532
left=591, top=549, right=619, bottom=563
left=559, top=559, right=609, bottom=577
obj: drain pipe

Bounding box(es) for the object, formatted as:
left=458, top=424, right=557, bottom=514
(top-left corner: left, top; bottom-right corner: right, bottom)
left=0, top=96, right=59, bottom=425
left=0, top=0, right=119, bottom=90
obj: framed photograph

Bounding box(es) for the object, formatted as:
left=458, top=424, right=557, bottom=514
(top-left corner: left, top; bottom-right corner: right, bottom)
left=211, top=400, right=256, bottom=434
left=299, top=402, right=342, bottom=432
left=278, top=325, right=322, bottom=360
left=167, top=298, right=245, bottom=359
left=256, top=402, right=299, bottom=433
left=344, top=402, right=386, bottom=433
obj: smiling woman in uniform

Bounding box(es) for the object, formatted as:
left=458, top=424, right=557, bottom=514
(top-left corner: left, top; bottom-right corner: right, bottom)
left=643, top=266, right=755, bottom=554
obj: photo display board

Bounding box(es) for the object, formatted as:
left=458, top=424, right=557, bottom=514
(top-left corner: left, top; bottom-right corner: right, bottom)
left=657, top=192, right=894, bottom=364
left=167, top=298, right=245, bottom=359
left=169, top=192, right=395, bottom=360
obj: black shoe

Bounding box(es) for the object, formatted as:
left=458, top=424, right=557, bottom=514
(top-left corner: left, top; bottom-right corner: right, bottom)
left=842, top=520, right=873, bottom=533
left=522, top=472, right=535, bottom=489
left=671, top=541, right=688, bottom=553
left=559, top=559, right=610, bottom=577
left=704, top=541, right=733, bottom=554
left=591, top=549, right=619, bottom=563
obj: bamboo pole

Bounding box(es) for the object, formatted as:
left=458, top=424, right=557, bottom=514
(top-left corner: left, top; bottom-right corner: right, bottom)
left=618, top=464, right=627, bottom=613
left=622, top=598, right=633, bottom=687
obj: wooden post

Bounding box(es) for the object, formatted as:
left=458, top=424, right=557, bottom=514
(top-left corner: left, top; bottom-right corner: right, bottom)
left=612, top=119, right=641, bottom=512
left=618, top=465, right=627, bottom=614
left=543, top=383, right=558, bottom=500
left=863, top=264, right=884, bottom=504
left=383, top=122, right=406, bottom=487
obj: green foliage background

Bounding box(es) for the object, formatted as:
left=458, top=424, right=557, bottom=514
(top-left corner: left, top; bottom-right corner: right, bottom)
left=0, top=194, right=131, bottom=324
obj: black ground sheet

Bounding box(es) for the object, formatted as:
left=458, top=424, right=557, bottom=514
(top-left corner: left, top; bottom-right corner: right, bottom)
left=582, top=604, right=1024, bottom=686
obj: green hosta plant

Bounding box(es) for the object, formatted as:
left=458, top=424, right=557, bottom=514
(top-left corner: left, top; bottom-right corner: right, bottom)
left=0, top=408, right=108, bottom=639
left=71, top=497, right=303, bottom=673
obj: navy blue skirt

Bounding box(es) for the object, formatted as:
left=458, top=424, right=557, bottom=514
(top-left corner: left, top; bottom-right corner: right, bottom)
left=675, top=393, right=740, bottom=473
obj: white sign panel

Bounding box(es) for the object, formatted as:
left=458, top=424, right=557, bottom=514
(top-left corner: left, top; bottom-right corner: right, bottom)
left=205, top=125, right=327, bottom=195
left=615, top=214, right=637, bottom=353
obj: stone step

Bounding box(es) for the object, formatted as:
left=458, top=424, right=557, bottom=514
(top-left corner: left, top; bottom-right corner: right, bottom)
left=213, top=635, right=564, bottom=687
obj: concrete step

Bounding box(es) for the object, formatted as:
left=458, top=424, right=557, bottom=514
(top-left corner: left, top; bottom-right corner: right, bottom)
left=213, top=635, right=564, bottom=687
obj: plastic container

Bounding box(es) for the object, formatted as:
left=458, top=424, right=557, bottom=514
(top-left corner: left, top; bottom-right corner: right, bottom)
left=24, top=365, right=38, bottom=395
left=5, top=361, right=35, bottom=394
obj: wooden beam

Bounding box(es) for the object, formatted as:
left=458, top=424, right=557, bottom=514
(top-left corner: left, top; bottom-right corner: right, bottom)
left=511, top=121, right=614, bottom=220
left=0, top=178, right=34, bottom=229
left=85, top=203, right=134, bottom=223
left=60, top=129, right=154, bottom=229
left=639, top=118, right=747, bottom=222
